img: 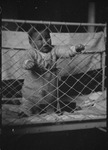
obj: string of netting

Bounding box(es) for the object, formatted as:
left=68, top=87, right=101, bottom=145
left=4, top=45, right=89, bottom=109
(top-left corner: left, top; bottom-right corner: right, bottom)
left=2, top=21, right=106, bottom=119
left=1, top=22, right=104, bottom=103
left=2, top=22, right=58, bottom=116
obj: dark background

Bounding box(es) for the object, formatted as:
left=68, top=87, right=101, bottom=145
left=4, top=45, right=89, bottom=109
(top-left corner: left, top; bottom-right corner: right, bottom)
left=2, top=0, right=108, bottom=23
left=1, top=128, right=108, bottom=150
left=1, top=0, right=108, bottom=150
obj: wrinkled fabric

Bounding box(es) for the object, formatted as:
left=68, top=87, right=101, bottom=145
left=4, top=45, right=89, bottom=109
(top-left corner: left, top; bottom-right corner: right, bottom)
left=2, top=32, right=105, bottom=80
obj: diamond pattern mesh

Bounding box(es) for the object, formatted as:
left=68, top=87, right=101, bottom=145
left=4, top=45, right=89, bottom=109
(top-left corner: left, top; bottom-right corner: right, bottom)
left=2, top=19, right=106, bottom=125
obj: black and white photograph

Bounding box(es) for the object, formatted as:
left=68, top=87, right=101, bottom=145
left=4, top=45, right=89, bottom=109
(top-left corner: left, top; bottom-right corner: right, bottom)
left=1, top=0, right=108, bottom=150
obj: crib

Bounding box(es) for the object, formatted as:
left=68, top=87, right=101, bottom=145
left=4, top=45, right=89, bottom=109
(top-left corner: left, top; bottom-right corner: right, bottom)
left=2, top=19, right=107, bottom=134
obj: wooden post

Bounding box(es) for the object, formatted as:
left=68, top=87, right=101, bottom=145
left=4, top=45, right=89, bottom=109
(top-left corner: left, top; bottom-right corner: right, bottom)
left=88, top=2, right=95, bottom=32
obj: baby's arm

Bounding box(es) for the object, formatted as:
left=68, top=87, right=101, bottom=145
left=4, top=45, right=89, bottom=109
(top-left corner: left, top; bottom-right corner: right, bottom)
left=22, top=49, right=35, bottom=70
left=22, top=48, right=48, bottom=74
left=24, top=59, right=34, bottom=69
left=54, top=44, right=85, bottom=58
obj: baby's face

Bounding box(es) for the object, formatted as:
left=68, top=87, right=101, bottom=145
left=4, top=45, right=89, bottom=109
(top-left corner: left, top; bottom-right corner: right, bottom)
left=32, top=30, right=52, bottom=53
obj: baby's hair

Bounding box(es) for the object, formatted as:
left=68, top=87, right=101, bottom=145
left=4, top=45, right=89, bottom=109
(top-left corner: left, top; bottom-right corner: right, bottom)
left=28, top=24, right=50, bottom=45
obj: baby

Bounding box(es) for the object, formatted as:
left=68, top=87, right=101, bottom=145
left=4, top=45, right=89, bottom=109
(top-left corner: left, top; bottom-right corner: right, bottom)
left=19, top=25, right=85, bottom=117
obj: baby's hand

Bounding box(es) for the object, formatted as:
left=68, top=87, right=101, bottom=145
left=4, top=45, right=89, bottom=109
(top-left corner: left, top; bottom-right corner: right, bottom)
left=75, top=44, right=85, bottom=53
left=24, top=60, right=34, bottom=69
